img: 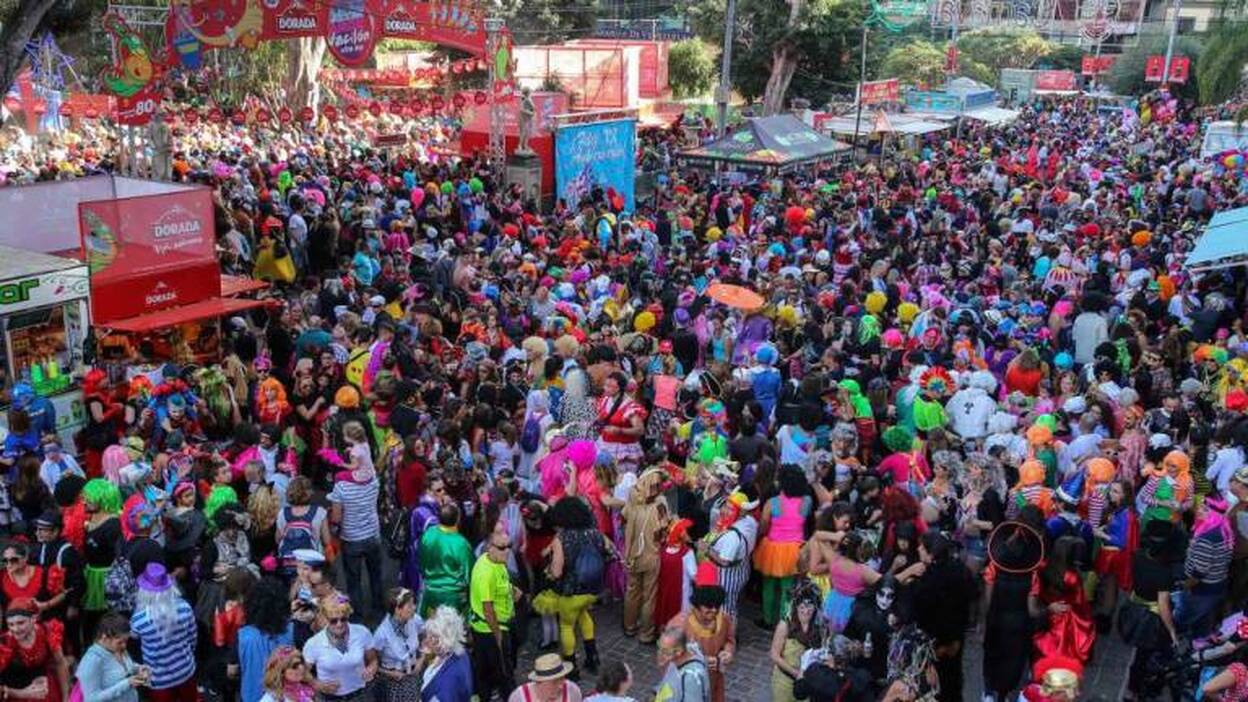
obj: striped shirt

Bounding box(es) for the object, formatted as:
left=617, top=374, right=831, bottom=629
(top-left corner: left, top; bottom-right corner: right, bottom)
left=329, top=475, right=380, bottom=542
left=1186, top=530, right=1232, bottom=585
left=130, top=599, right=197, bottom=690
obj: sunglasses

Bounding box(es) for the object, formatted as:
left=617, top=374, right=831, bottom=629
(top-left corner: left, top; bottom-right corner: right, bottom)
left=3, top=557, right=22, bottom=564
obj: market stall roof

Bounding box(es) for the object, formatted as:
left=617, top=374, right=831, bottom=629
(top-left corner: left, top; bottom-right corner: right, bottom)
left=220, top=275, right=270, bottom=297
left=962, top=106, right=1021, bottom=125
left=0, top=245, right=83, bottom=280
left=99, top=297, right=269, bottom=334
left=820, top=114, right=950, bottom=136
left=681, top=114, right=850, bottom=172
left=1186, top=206, right=1248, bottom=272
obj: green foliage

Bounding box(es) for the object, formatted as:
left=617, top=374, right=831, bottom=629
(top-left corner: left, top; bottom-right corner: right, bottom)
left=687, top=0, right=864, bottom=106
left=880, top=39, right=946, bottom=86
left=1197, top=24, right=1248, bottom=105
left=956, top=28, right=1052, bottom=72
left=493, top=0, right=598, bottom=44
left=211, top=43, right=290, bottom=108
left=1107, top=32, right=1203, bottom=100
left=1038, top=43, right=1084, bottom=71
left=376, top=39, right=437, bottom=54
left=668, top=39, right=717, bottom=99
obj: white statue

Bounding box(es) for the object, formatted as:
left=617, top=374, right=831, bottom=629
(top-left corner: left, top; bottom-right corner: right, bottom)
left=516, top=87, right=536, bottom=156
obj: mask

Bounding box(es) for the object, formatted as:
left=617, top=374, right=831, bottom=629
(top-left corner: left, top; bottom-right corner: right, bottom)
left=875, top=587, right=895, bottom=611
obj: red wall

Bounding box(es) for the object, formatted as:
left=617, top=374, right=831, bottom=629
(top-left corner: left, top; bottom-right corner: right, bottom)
left=459, top=132, right=555, bottom=196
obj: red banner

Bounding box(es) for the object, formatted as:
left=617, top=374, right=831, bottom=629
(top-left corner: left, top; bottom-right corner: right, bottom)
left=79, top=189, right=221, bottom=324
left=1144, top=55, right=1165, bottom=82
left=114, top=84, right=161, bottom=126
left=167, top=0, right=495, bottom=70
left=1035, top=70, right=1077, bottom=92
left=1081, top=55, right=1115, bottom=75
left=858, top=78, right=900, bottom=106
left=1168, top=56, right=1191, bottom=84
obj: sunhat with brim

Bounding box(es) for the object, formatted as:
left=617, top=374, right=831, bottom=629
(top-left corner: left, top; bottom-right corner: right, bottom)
left=987, top=520, right=1045, bottom=574
left=528, top=654, right=574, bottom=682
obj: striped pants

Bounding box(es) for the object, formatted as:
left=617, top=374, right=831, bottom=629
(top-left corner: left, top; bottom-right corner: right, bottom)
left=721, top=562, right=750, bottom=617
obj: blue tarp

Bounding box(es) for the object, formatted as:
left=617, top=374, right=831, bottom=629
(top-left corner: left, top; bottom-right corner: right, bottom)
left=1187, top=206, right=1248, bottom=270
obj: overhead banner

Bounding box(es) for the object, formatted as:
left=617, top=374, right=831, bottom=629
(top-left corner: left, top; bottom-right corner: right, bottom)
left=555, top=119, right=636, bottom=213
left=1145, top=55, right=1190, bottom=83
left=1081, top=55, right=1115, bottom=75
left=166, top=0, right=495, bottom=69
left=79, top=188, right=221, bottom=324
left=858, top=78, right=900, bottom=106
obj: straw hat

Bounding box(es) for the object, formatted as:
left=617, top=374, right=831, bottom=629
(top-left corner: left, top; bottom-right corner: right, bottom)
left=528, top=654, right=574, bottom=682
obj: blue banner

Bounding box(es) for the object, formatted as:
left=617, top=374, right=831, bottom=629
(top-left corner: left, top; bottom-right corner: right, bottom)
left=555, top=119, right=636, bottom=212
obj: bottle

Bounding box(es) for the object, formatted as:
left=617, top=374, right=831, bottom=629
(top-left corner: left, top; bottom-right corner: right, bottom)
left=30, top=361, right=43, bottom=386
left=45, top=356, right=59, bottom=381
left=863, top=632, right=873, bottom=659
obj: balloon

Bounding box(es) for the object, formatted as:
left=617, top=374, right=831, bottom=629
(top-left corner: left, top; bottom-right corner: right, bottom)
left=410, top=188, right=425, bottom=207
left=469, top=177, right=483, bottom=194
left=440, top=181, right=453, bottom=195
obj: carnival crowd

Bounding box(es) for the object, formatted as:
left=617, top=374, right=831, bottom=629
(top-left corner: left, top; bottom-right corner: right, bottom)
left=0, top=88, right=1244, bottom=702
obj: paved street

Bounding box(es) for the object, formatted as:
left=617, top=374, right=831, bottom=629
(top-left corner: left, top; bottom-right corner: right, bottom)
left=514, top=595, right=1133, bottom=701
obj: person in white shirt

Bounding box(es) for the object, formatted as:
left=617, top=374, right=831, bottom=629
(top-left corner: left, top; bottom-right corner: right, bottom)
left=303, top=597, right=377, bottom=700
left=1208, top=443, right=1246, bottom=498
left=38, top=440, right=82, bottom=493
left=372, top=587, right=423, bottom=701
left=1072, top=309, right=1108, bottom=365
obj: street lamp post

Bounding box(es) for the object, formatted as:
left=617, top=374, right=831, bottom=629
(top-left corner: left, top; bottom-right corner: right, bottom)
left=484, top=16, right=506, bottom=171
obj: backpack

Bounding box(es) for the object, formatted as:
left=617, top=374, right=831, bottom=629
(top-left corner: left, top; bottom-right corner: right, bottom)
left=104, top=552, right=136, bottom=613
left=570, top=533, right=605, bottom=594
left=520, top=415, right=542, bottom=454
left=278, top=506, right=320, bottom=568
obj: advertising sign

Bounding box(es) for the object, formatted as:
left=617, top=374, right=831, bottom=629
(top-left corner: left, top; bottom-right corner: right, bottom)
left=0, top=267, right=89, bottom=316
left=905, top=90, right=963, bottom=113
left=79, top=189, right=221, bottom=324
left=167, top=0, right=493, bottom=69
left=1081, top=55, right=1115, bottom=75
left=1145, top=55, right=1188, bottom=83
left=1035, top=70, right=1077, bottom=91
left=327, top=0, right=377, bottom=66
left=555, top=119, right=636, bottom=212
left=858, top=79, right=900, bottom=106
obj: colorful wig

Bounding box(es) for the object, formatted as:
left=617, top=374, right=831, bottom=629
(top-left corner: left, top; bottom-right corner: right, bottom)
left=82, top=478, right=122, bottom=514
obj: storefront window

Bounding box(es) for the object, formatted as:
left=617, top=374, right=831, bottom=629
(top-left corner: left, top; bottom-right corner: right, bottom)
left=0, top=302, right=80, bottom=406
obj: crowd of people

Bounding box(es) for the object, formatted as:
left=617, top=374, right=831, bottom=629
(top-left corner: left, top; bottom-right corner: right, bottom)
left=0, top=84, right=1245, bottom=702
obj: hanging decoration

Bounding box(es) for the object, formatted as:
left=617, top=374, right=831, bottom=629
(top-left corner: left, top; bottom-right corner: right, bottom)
left=100, top=12, right=165, bottom=125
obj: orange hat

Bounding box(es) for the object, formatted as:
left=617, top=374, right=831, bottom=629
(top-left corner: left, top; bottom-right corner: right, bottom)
left=1026, top=424, right=1053, bottom=446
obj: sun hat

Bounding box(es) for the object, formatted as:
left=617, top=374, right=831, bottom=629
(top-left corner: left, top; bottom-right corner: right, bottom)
left=528, top=654, right=574, bottom=682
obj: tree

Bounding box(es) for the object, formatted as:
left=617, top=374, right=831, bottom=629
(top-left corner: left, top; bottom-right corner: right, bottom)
left=1197, top=24, right=1248, bottom=105
left=687, top=0, right=863, bottom=111
left=668, top=39, right=717, bottom=99
left=880, top=39, right=946, bottom=86
left=0, top=0, right=70, bottom=97
left=286, top=37, right=327, bottom=110
left=955, top=28, right=1052, bottom=73
left=493, top=0, right=598, bottom=44
left=1107, top=32, right=1203, bottom=100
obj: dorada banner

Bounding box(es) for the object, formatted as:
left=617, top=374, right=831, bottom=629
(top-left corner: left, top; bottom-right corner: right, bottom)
left=166, top=0, right=500, bottom=68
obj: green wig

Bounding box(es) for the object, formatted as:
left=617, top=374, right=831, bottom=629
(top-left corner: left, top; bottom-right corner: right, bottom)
left=82, top=479, right=123, bottom=515
left=203, top=485, right=239, bottom=527
left=882, top=425, right=915, bottom=453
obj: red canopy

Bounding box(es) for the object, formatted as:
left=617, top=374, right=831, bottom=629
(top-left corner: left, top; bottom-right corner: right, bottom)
left=100, top=297, right=268, bottom=333
left=220, top=274, right=270, bottom=297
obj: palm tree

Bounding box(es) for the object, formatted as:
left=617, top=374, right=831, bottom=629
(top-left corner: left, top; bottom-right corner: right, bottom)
left=1197, top=24, right=1248, bottom=106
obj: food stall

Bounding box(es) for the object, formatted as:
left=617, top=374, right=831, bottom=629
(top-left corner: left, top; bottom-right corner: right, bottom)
left=0, top=246, right=90, bottom=446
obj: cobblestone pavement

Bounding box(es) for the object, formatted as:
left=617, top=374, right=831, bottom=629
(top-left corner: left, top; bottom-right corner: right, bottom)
left=513, top=596, right=1133, bottom=701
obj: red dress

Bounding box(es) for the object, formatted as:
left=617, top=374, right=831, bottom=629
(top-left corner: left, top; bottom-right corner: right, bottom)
left=0, top=567, right=64, bottom=612
left=0, top=620, right=63, bottom=702
left=654, top=544, right=691, bottom=630
left=1033, top=570, right=1095, bottom=663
